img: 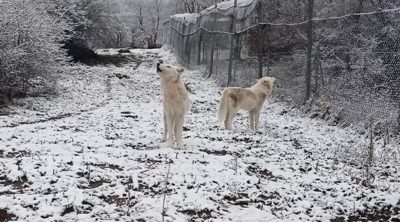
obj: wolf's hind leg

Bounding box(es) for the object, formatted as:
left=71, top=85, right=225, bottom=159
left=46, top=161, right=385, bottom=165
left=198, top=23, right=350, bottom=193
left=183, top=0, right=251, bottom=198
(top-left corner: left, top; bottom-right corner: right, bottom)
left=254, top=110, right=261, bottom=131
left=225, top=108, right=237, bottom=130
left=250, top=110, right=256, bottom=130
left=163, top=112, right=167, bottom=141
left=174, top=117, right=184, bottom=149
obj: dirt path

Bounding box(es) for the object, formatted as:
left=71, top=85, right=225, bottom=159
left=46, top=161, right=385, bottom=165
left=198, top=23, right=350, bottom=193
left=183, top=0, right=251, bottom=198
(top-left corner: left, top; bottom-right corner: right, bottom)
left=0, top=51, right=155, bottom=129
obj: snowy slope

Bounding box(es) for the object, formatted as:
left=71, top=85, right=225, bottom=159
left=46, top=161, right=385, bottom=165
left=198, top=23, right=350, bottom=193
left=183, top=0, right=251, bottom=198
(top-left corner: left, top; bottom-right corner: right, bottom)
left=0, top=48, right=399, bottom=222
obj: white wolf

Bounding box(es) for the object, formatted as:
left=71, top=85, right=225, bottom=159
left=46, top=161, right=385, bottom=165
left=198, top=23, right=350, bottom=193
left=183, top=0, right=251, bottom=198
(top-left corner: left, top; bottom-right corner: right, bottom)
left=157, top=62, right=189, bottom=149
left=218, top=76, right=276, bottom=130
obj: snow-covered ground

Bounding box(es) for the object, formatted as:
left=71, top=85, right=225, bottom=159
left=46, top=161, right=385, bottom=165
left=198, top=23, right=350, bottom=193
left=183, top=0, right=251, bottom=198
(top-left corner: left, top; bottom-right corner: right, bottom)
left=0, top=48, right=399, bottom=222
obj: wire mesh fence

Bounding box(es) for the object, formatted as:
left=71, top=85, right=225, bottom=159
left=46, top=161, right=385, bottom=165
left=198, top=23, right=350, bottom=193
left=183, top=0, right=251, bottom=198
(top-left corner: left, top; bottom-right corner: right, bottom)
left=162, top=0, right=400, bottom=134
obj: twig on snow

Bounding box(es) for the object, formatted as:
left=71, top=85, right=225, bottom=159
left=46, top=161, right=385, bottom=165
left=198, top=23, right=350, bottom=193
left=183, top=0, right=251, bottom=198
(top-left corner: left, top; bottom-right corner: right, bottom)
left=126, top=175, right=134, bottom=215
left=162, top=160, right=172, bottom=222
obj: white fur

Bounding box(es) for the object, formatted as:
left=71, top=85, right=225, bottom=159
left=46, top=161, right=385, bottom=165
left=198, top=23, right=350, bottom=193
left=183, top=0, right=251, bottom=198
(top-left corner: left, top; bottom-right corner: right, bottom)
left=157, top=63, right=189, bottom=149
left=218, top=77, right=276, bottom=130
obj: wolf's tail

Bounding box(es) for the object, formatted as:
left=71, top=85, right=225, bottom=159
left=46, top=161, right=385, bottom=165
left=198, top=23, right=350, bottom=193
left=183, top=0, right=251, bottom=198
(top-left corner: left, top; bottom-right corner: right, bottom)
left=217, top=90, right=228, bottom=123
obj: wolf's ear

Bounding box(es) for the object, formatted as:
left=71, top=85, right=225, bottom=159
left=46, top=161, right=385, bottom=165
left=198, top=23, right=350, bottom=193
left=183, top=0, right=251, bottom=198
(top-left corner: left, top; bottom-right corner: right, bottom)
left=177, top=67, right=184, bottom=73
left=173, top=67, right=184, bottom=82
left=262, top=79, right=271, bottom=89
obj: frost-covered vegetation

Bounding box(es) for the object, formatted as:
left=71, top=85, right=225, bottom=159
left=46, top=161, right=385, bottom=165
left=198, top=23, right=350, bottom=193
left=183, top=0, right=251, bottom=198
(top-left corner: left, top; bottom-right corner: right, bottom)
left=0, top=48, right=400, bottom=221
left=0, top=0, right=400, bottom=221
left=0, top=0, right=72, bottom=103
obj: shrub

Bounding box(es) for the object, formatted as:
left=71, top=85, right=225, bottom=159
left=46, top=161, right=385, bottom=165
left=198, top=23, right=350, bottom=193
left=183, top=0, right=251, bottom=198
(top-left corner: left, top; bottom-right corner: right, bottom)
left=0, top=0, right=72, bottom=101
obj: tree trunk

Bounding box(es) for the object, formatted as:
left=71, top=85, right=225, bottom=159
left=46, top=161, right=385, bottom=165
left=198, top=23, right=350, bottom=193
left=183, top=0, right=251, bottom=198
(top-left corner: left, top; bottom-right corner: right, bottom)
left=397, top=108, right=400, bottom=134
left=257, top=0, right=264, bottom=79
left=208, top=4, right=217, bottom=78
left=304, top=0, right=314, bottom=103
left=227, top=0, right=238, bottom=87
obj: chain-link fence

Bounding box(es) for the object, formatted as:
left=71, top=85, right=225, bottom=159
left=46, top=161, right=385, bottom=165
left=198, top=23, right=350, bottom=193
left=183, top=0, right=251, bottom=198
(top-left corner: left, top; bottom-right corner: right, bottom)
left=163, top=0, right=400, bottom=134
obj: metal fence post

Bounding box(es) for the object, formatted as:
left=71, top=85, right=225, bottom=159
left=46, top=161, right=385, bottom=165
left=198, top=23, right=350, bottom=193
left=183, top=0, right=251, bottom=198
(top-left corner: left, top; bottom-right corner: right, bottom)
left=170, top=19, right=174, bottom=48
left=186, top=23, right=191, bottom=67
left=227, top=0, right=238, bottom=86
left=304, top=0, right=314, bottom=103
left=208, top=4, right=218, bottom=78
left=266, top=23, right=270, bottom=76
left=197, top=15, right=202, bottom=66
left=257, top=0, right=264, bottom=79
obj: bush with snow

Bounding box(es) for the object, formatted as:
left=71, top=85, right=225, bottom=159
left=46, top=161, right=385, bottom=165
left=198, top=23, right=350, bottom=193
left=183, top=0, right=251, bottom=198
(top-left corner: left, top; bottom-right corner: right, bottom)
left=0, top=0, right=72, bottom=101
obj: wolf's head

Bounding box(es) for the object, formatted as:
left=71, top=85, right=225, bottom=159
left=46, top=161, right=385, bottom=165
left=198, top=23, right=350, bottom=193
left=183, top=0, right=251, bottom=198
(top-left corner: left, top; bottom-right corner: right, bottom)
left=257, top=76, right=276, bottom=91
left=157, top=62, right=184, bottom=82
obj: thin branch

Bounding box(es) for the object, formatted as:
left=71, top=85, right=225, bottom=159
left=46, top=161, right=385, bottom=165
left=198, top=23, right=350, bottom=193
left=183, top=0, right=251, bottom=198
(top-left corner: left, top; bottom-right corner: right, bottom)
left=161, top=160, right=172, bottom=222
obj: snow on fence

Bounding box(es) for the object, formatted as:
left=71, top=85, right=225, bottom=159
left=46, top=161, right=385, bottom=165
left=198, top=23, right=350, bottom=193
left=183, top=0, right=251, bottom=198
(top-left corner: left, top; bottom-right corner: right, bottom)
left=163, top=0, right=400, bottom=133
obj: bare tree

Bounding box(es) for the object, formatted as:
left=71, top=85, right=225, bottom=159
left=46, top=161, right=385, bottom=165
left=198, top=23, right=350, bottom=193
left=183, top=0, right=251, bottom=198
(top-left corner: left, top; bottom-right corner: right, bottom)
left=151, top=0, right=162, bottom=45
left=176, top=0, right=226, bottom=13
left=132, top=0, right=164, bottom=48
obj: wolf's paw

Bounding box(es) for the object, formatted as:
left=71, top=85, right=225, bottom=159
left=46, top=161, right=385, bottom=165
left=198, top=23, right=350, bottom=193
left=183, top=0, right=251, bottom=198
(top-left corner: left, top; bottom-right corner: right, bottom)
left=167, top=140, right=174, bottom=148
left=174, top=141, right=184, bottom=150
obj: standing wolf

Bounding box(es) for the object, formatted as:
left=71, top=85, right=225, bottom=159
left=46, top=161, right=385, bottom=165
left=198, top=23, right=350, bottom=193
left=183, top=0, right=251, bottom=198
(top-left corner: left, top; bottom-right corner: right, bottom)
left=157, top=62, right=189, bottom=149
left=218, top=76, right=276, bottom=130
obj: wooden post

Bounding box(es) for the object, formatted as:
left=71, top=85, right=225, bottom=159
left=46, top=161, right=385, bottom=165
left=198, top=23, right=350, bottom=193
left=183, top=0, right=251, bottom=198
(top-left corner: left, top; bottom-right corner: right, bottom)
left=397, top=108, right=400, bottom=134
left=257, top=0, right=264, bottom=79
left=186, top=23, right=191, bottom=68
left=266, top=24, right=270, bottom=76
left=168, top=20, right=172, bottom=46
left=227, top=0, right=238, bottom=86
left=173, top=21, right=177, bottom=49
left=197, top=15, right=202, bottom=66
left=216, top=48, right=219, bottom=76
left=304, top=0, right=314, bottom=103
left=314, top=46, right=320, bottom=97
left=208, top=4, right=217, bottom=78
left=204, top=42, right=208, bottom=70
left=202, top=42, right=206, bottom=63
left=187, top=39, right=191, bottom=67
left=170, top=20, right=174, bottom=47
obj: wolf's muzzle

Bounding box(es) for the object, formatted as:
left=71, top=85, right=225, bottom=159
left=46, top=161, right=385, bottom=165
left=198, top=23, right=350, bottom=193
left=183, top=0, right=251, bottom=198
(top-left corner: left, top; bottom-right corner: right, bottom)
left=157, top=63, right=162, bottom=72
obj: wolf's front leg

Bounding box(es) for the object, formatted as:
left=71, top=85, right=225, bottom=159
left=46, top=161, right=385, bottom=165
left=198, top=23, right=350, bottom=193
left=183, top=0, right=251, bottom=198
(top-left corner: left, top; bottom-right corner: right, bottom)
left=163, top=111, right=167, bottom=141
left=254, top=109, right=261, bottom=131
left=166, top=116, right=175, bottom=147
left=249, top=110, right=255, bottom=130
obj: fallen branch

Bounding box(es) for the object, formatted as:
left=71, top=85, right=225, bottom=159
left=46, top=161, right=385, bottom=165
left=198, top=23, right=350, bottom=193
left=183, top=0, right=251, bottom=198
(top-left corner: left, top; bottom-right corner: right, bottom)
left=162, top=160, right=172, bottom=222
